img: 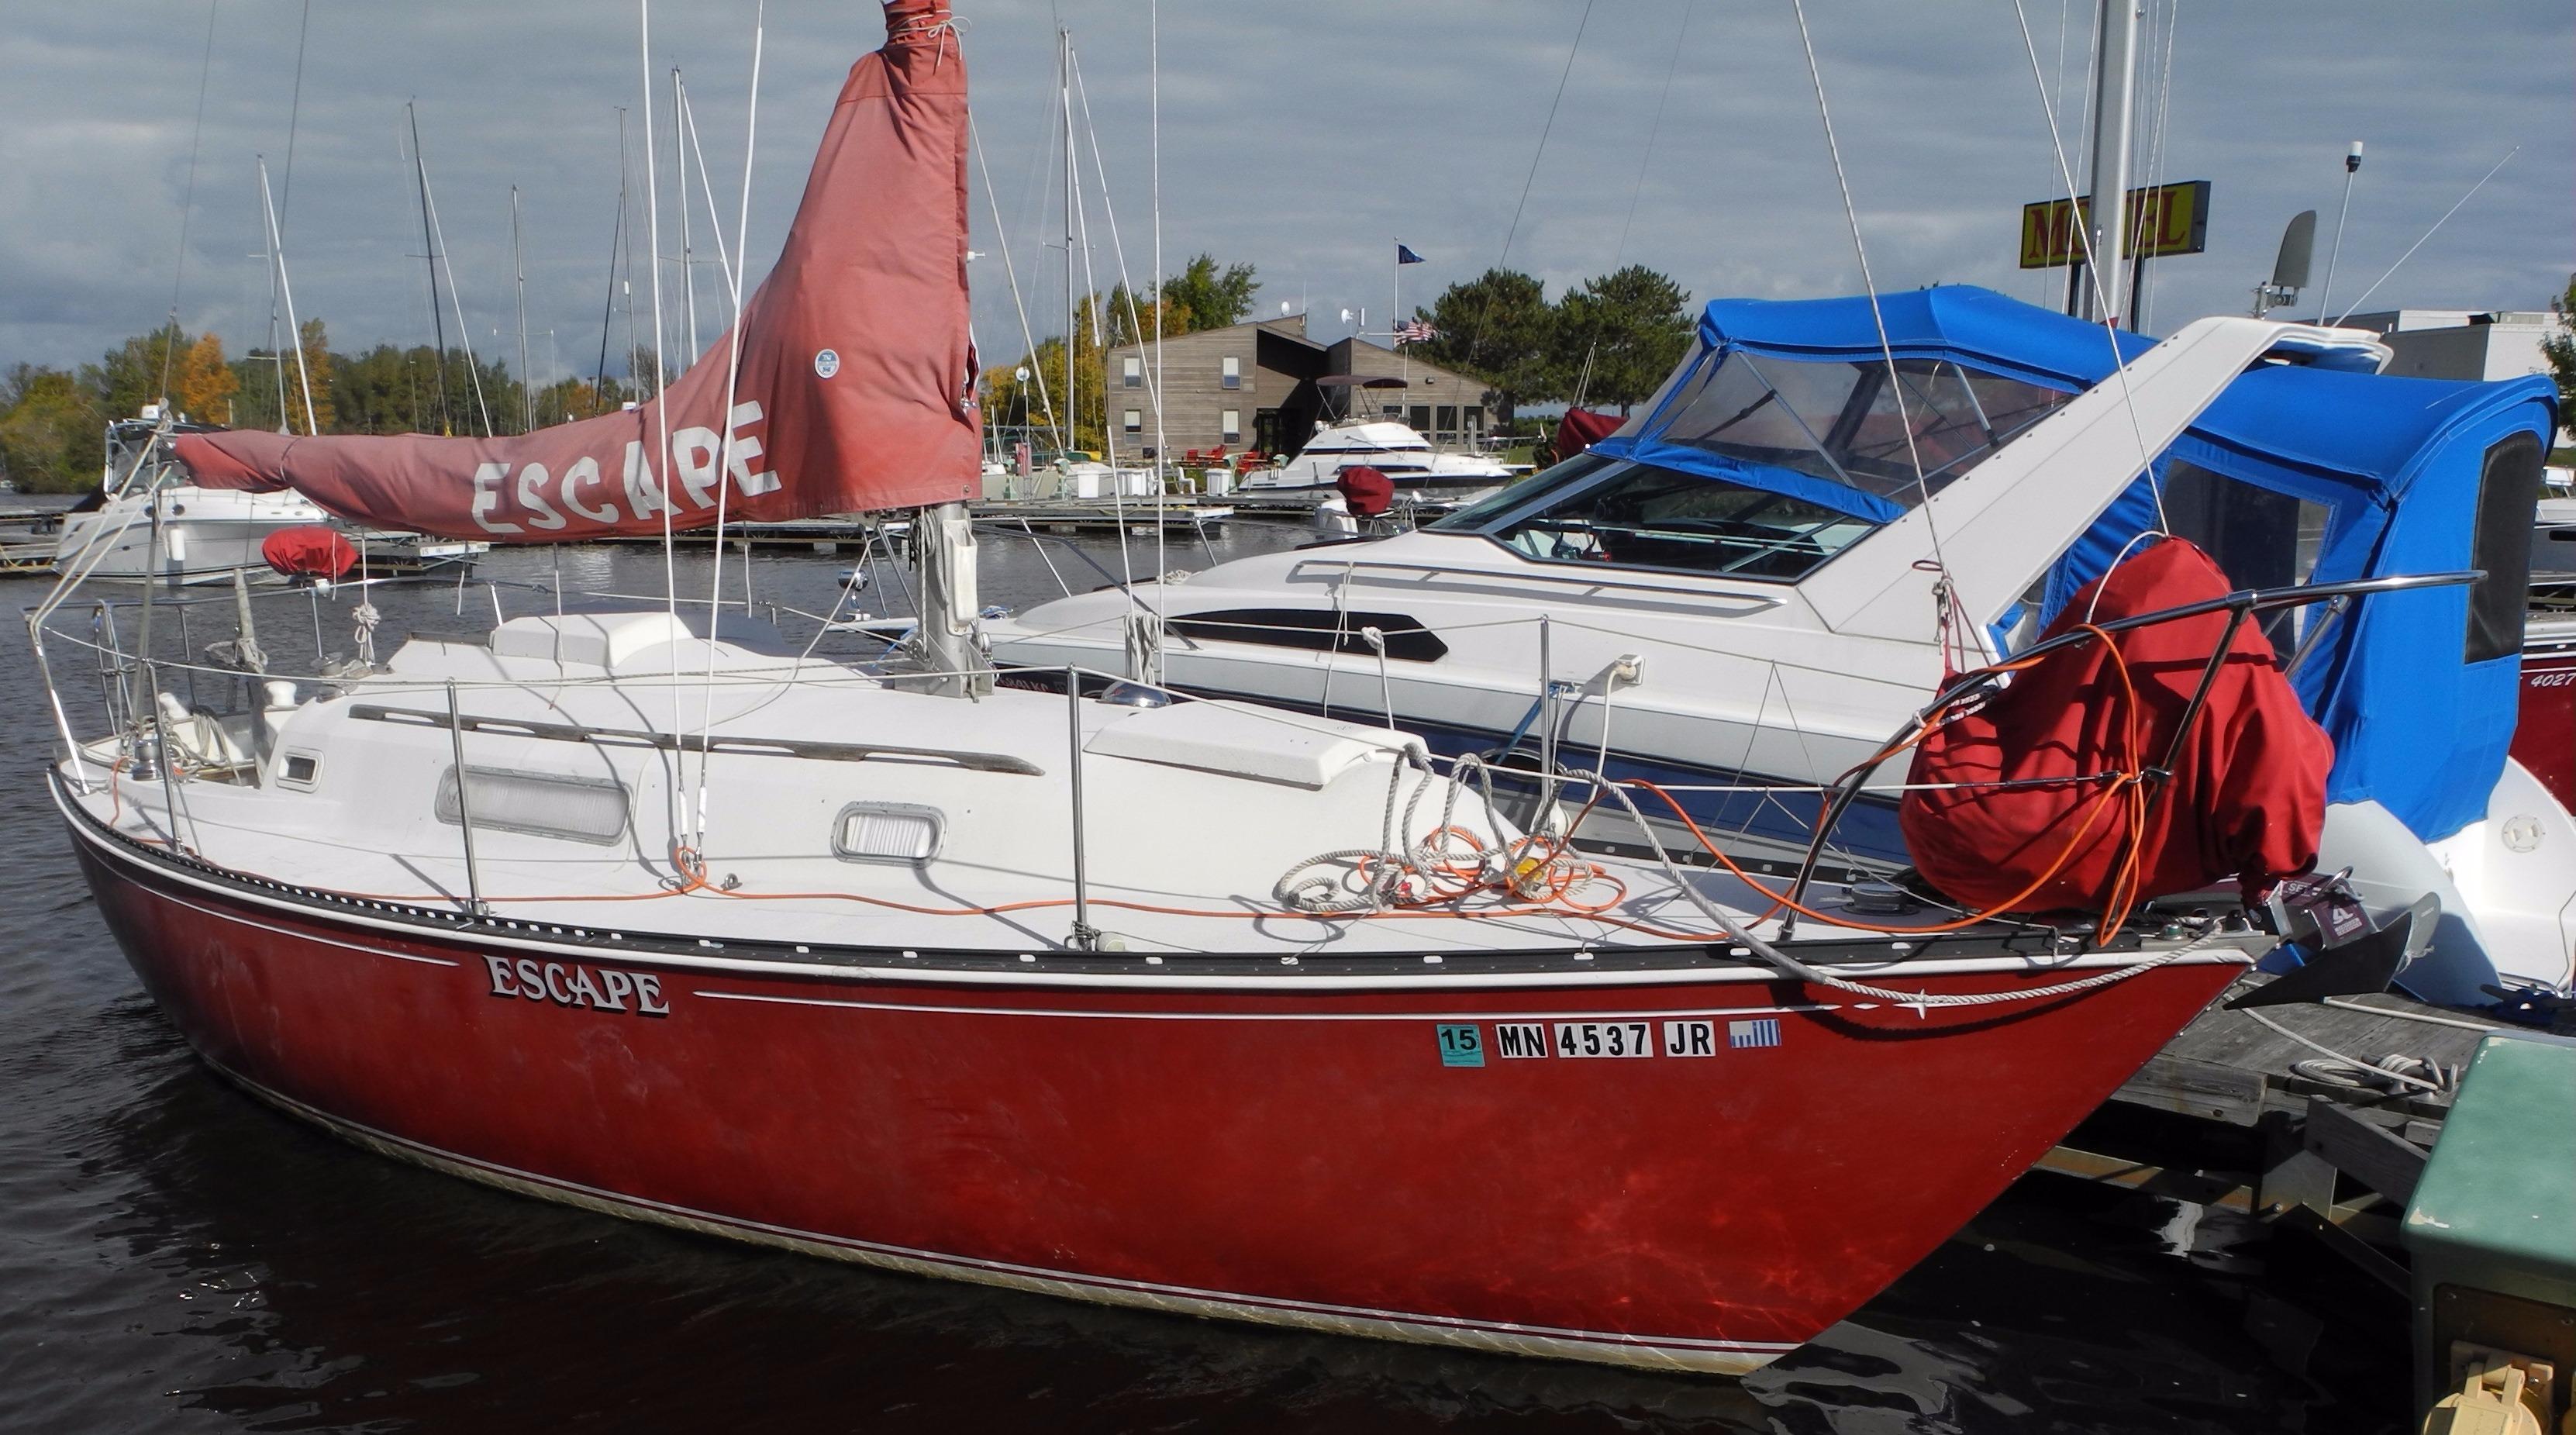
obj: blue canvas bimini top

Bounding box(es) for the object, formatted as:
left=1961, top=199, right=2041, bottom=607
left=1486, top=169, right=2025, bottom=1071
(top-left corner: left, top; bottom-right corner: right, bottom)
left=1611, top=284, right=2561, bottom=842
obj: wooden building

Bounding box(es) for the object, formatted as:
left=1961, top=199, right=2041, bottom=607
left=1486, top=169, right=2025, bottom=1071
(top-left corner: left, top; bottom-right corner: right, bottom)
left=1102, top=315, right=1490, bottom=459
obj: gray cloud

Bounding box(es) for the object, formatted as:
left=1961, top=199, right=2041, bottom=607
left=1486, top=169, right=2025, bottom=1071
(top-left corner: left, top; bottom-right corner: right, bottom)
left=3, top=1, right=2567, bottom=396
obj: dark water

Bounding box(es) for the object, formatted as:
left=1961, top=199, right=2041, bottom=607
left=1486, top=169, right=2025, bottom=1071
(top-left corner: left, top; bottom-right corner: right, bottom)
left=0, top=529, right=2411, bottom=1432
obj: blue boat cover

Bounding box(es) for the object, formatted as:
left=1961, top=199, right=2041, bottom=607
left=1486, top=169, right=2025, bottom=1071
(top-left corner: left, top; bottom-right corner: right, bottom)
left=1619, top=284, right=2561, bottom=843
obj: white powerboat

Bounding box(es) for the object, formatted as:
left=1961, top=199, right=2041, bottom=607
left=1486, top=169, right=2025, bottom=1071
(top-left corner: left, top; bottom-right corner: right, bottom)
left=53, top=413, right=327, bottom=585
left=1234, top=417, right=1514, bottom=505
left=988, top=287, right=2574, bottom=1011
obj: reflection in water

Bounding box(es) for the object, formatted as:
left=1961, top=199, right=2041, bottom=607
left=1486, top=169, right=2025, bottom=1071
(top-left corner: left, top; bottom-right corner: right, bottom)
left=0, top=537, right=2409, bottom=1432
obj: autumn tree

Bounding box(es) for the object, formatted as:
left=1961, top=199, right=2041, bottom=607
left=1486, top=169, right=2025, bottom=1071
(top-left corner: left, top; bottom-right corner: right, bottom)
left=170, top=333, right=238, bottom=423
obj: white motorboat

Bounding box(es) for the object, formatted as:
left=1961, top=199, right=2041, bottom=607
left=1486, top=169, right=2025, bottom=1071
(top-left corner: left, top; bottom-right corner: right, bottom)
left=1234, top=417, right=1514, bottom=505
left=988, top=287, right=2574, bottom=1011
left=53, top=413, right=327, bottom=585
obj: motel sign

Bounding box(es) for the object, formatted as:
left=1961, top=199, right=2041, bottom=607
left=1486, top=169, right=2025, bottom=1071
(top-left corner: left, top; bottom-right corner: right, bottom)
left=2019, top=180, right=2212, bottom=268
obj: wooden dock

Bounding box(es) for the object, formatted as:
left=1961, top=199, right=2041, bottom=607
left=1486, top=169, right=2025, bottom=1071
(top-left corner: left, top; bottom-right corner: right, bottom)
left=2043, top=981, right=2494, bottom=1236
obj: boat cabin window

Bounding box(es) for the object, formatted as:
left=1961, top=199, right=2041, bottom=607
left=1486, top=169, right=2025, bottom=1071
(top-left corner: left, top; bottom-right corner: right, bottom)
left=278, top=750, right=322, bottom=790
left=1647, top=352, right=2071, bottom=508
left=436, top=766, right=631, bottom=846
left=2466, top=431, right=2544, bottom=664
left=2158, top=460, right=2330, bottom=648
left=1465, top=456, right=1879, bottom=582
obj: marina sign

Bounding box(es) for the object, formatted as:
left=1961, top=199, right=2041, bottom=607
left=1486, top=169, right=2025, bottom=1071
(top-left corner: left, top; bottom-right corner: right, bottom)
left=2019, top=179, right=2212, bottom=267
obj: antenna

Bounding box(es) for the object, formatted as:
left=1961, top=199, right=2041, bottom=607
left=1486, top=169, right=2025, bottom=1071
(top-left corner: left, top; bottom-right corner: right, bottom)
left=2251, top=209, right=2316, bottom=318
left=2316, top=140, right=2362, bottom=323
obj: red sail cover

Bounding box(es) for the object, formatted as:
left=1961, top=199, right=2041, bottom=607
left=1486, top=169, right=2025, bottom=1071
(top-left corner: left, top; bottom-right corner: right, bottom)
left=176, top=0, right=978, bottom=540
left=1554, top=408, right=1621, bottom=458
left=1898, top=537, right=2332, bottom=912
left=260, top=526, right=358, bottom=580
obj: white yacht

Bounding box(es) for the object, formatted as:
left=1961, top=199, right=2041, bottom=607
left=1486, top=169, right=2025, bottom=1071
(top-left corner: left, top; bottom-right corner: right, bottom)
left=53, top=412, right=327, bottom=585
left=988, top=285, right=2575, bottom=1011
left=1235, top=417, right=1515, bottom=505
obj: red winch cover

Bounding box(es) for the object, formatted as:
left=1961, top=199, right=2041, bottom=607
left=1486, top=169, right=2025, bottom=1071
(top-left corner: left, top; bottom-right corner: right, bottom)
left=260, top=526, right=358, bottom=580
left=1898, top=537, right=2332, bottom=915
left=174, top=0, right=978, bottom=540
left=1554, top=408, right=1621, bottom=457
left=1336, top=465, right=1395, bottom=517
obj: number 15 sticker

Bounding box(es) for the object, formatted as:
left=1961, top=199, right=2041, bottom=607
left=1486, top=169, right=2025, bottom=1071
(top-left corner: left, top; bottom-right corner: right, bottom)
left=1436, top=1023, right=1485, bottom=1068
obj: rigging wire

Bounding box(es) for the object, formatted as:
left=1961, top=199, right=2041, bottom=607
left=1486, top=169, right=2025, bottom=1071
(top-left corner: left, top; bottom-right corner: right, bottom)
left=968, top=116, right=1054, bottom=449
left=633, top=0, right=688, bottom=850
left=160, top=0, right=222, bottom=408
left=2009, top=0, right=2173, bottom=540
left=1785, top=1, right=1943, bottom=563
left=2133, top=0, right=2179, bottom=330
left=2330, top=147, right=2519, bottom=326
left=691, top=0, right=766, bottom=854
left=1462, top=0, right=1595, bottom=374
left=1149, top=0, right=1166, bottom=629
left=1573, top=0, right=1695, bottom=412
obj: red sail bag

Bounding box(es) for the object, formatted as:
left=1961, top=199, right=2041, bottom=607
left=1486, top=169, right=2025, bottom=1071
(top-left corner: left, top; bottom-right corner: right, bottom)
left=1897, top=537, right=2333, bottom=916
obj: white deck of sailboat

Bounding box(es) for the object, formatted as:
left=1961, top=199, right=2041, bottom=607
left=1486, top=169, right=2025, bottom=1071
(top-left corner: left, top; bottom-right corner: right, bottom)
left=48, top=605, right=2168, bottom=968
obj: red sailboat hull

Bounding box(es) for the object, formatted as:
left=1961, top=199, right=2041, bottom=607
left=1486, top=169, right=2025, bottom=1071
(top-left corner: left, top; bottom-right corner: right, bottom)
left=69, top=816, right=2233, bottom=1373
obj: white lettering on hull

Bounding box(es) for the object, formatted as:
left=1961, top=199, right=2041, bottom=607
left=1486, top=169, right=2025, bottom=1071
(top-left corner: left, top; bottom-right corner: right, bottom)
left=484, top=954, right=671, bottom=1016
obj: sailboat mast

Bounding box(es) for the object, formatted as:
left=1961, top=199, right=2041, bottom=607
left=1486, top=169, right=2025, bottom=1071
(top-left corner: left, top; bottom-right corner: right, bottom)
left=512, top=185, right=533, bottom=433
left=262, top=165, right=288, bottom=429
left=259, top=157, right=320, bottom=437
left=1059, top=26, right=1075, bottom=457
left=2079, top=0, right=2137, bottom=326
left=673, top=67, right=698, bottom=367
left=595, top=109, right=627, bottom=405
left=408, top=102, right=453, bottom=434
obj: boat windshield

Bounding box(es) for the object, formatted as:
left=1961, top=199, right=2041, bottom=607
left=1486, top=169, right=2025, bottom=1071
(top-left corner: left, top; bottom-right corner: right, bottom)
left=1431, top=454, right=1878, bottom=583
left=1634, top=350, right=2071, bottom=509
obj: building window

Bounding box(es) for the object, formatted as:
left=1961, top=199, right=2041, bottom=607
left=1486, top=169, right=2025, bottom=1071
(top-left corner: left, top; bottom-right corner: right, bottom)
left=1122, top=356, right=1142, bottom=388
left=1408, top=405, right=1431, bottom=432
left=1436, top=405, right=1458, bottom=441
left=1221, top=409, right=1241, bottom=443
left=1221, top=356, right=1240, bottom=390
left=1122, top=409, right=1143, bottom=435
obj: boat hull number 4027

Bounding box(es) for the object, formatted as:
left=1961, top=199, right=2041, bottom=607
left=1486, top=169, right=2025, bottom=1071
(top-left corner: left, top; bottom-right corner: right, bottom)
left=1434, top=1018, right=1784, bottom=1067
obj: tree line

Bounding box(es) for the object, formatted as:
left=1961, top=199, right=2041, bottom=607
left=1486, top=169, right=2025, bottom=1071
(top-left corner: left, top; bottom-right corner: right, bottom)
left=1411, top=264, right=1694, bottom=431
left=0, top=253, right=1701, bottom=490
left=0, top=320, right=653, bottom=492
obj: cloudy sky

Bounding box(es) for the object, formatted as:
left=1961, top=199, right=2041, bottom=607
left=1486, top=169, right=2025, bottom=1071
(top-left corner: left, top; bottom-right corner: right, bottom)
left=5, top=1, right=2568, bottom=392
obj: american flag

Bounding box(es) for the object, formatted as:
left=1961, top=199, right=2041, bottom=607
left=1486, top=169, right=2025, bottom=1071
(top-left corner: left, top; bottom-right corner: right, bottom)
left=1393, top=319, right=1438, bottom=346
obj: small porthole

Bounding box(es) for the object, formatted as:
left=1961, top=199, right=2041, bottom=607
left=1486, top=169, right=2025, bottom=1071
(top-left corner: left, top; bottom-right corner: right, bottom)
left=279, top=750, right=322, bottom=791
left=833, top=802, right=944, bottom=864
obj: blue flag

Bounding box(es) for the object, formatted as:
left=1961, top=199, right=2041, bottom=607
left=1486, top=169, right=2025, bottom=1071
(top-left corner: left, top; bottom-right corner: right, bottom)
left=1396, top=243, right=1426, bottom=265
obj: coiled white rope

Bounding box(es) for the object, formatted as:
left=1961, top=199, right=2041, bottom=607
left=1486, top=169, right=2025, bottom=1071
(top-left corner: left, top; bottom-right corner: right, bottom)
left=1273, top=752, right=2249, bottom=1009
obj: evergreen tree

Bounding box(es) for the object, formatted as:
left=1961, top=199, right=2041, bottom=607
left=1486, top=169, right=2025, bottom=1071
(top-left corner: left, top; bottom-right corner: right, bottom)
left=1553, top=265, right=1692, bottom=414
left=1415, top=268, right=1556, bottom=429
